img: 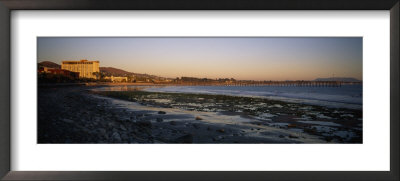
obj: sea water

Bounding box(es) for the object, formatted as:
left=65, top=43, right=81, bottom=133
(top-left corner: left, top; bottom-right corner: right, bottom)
left=95, top=85, right=362, bottom=110
left=145, top=85, right=362, bottom=110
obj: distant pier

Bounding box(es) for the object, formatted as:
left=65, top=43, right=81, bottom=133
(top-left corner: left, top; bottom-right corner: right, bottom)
left=223, top=81, right=345, bottom=87
left=155, top=81, right=362, bottom=87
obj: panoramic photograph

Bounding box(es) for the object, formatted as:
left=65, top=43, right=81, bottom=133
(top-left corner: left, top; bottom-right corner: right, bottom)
left=37, top=37, right=362, bottom=144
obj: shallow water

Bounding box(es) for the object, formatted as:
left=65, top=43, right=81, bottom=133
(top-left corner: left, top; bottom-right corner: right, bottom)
left=91, top=94, right=327, bottom=143
left=94, top=85, right=362, bottom=109
left=90, top=86, right=362, bottom=143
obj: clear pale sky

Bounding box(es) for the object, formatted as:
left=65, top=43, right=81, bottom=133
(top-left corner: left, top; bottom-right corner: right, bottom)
left=37, top=37, right=362, bottom=81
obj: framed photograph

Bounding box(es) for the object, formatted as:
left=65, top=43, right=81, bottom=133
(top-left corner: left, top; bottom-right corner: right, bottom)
left=0, top=0, right=399, bottom=180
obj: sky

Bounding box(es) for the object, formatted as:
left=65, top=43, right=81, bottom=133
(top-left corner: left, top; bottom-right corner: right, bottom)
left=37, top=37, right=362, bottom=81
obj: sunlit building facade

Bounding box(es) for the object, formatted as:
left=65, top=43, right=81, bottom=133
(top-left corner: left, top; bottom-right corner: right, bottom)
left=38, top=67, right=80, bottom=79
left=104, top=76, right=128, bottom=82
left=61, top=60, right=100, bottom=79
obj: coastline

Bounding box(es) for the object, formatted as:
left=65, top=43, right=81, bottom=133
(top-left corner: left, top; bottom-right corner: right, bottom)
left=93, top=84, right=362, bottom=110
left=92, top=88, right=362, bottom=143
left=38, top=85, right=362, bottom=143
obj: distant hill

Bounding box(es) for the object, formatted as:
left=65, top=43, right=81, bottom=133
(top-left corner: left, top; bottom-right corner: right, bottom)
left=314, top=77, right=361, bottom=82
left=100, top=67, right=131, bottom=76
left=38, top=61, right=61, bottom=69
left=99, top=67, right=169, bottom=81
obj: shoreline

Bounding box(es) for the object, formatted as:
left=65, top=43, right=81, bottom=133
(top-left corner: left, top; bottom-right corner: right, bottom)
left=38, top=85, right=362, bottom=143
left=93, top=85, right=362, bottom=111
left=92, top=94, right=324, bottom=143
left=38, top=86, right=321, bottom=143
left=92, top=89, right=362, bottom=143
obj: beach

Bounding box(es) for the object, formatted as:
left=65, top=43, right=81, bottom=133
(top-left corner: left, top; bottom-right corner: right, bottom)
left=38, top=85, right=362, bottom=143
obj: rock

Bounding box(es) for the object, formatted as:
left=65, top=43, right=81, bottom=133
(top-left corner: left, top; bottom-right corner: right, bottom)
left=195, top=116, right=203, bottom=120
left=129, top=138, right=137, bottom=143
left=137, top=120, right=152, bottom=127
left=62, top=118, right=73, bottom=123
left=107, top=122, right=116, bottom=128
left=174, top=134, right=193, bottom=143
left=94, top=117, right=101, bottom=122
left=120, top=133, right=129, bottom=140
left=325, top=137, right=333, bottom=142
left=193, top=124, right=200, bottom=129
left=156, top=118, right=163, bottom=122
left=120, top=124, right=127, bottom=131
left=279, top=135, right=285, bottom=138
left=216, top=129, right=225, bottom=133
left=98, top=128, right=107, bottom=135
left=170, top=121, right=177, bottom=125
left=207, top=126, right=212, bottom=131
left=288, top=135, right=299, bottom=139
left=112, top=132, right=122, bottom=142
left=158, top=111, right=166, bottom=114
left=212, top=136, right=224, bottom=141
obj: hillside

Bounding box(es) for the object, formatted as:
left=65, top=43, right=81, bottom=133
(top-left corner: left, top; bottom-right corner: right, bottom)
left=100, top=67, right=131, bottom=76
left=100, top=67, right=171, bottom=81
left=314, top=77, right=361, bottom=82
left=38, top=61, right=61, bottom=69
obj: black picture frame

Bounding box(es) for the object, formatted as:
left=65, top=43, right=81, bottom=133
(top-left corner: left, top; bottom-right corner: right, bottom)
left=0, top=0, right=399, bottom=180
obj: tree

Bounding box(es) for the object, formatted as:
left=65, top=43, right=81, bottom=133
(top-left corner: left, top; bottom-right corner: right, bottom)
left=92, top=72, right=100, bottom=80
left=127, top=75, right=135, bottom=82
left=99, top=72, right=106, bottom=80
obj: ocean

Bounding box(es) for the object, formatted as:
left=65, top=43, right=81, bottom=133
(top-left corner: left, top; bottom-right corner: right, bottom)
left=95, top=85, right=362, bottom=110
